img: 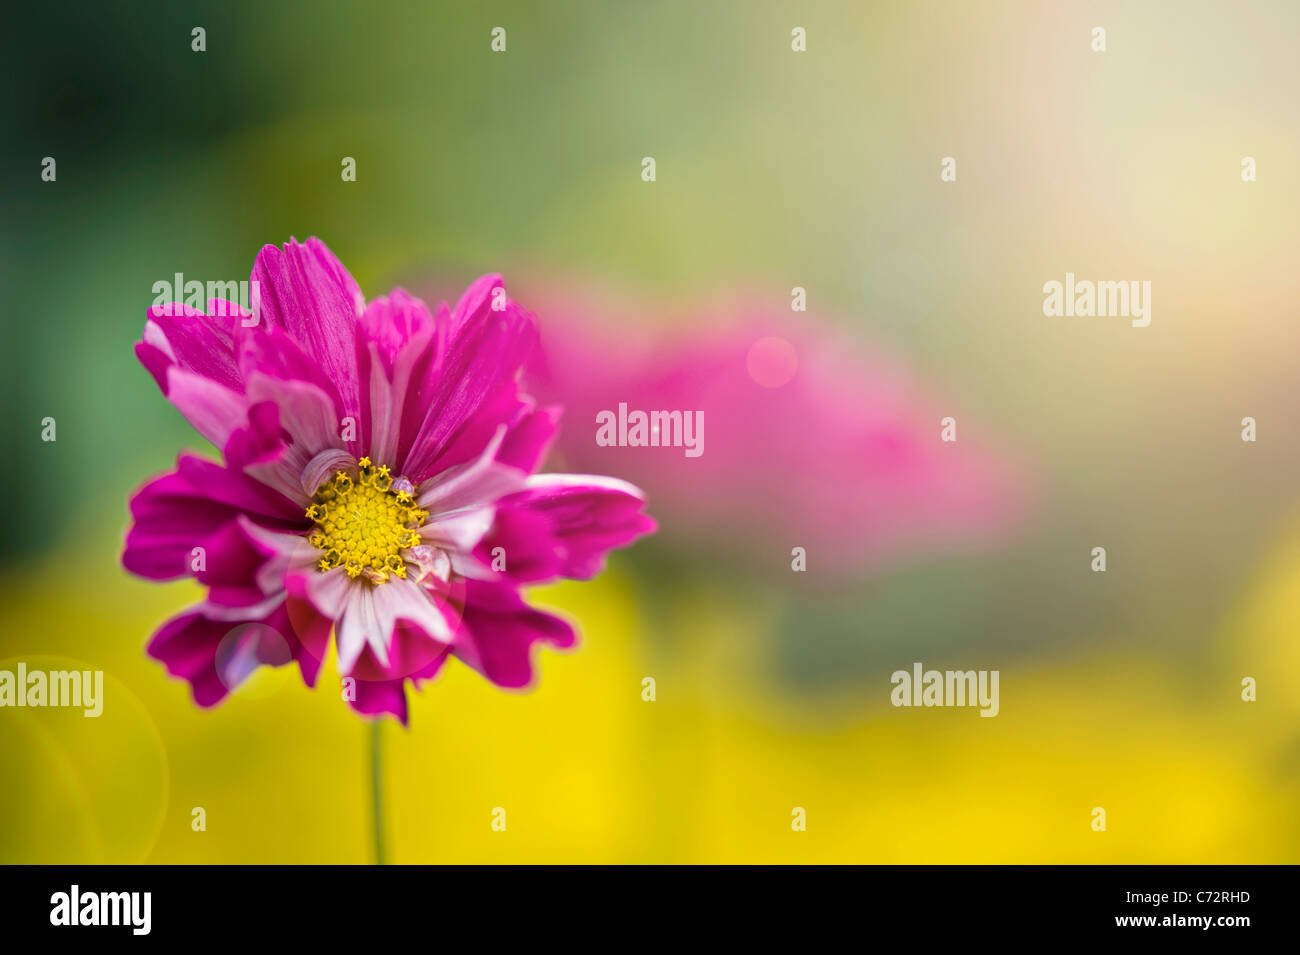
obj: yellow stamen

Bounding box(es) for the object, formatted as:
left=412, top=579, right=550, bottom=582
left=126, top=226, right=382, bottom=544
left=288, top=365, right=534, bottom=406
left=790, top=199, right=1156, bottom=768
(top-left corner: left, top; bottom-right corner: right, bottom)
left=307, top=463, right=425, bottom=584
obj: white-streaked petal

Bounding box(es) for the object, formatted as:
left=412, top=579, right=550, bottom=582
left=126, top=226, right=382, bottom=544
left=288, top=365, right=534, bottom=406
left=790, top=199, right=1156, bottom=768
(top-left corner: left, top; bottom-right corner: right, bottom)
left=419, top=506, right=497, bottom=554
left=336, top=585, right=379, bottom=673
left=522, top=473, right=648, bottom=499
left=244, top=371, right=346, bottom=462
left=165, top=367, right=247, bottom=450
left=142, top=317, right=176, bottom=359
left=300, top=564, right=355, bottom=620
left=335, top=576, right=455, bottom=673
left=365, top=342, right=408, bottom=466
left=300, top=448, right=356, bottom=497
left=234, top=517, right=312, bottom=596
left=449, top=548, right=496, bottom=581
left=199, top=593, right=284, bottom=622
left=373, top=577, right=455, bottom=647
left=416, top=425, right=525, bottom=515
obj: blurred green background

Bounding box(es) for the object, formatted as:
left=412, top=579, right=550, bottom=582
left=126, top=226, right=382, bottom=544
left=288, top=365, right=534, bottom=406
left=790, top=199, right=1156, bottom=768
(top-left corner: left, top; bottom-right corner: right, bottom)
left=2, top=0, right=1298, bottom=862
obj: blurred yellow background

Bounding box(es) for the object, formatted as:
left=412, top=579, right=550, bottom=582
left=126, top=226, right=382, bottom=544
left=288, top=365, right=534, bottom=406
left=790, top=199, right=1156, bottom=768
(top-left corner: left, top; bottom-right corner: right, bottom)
left=3, top=512, right=1298, bottom=863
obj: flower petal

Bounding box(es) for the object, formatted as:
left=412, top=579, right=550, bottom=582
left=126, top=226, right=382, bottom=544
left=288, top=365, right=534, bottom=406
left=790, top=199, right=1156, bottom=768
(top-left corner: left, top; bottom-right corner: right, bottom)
left=400, top=276, right=538, bottom=482
left=138, top=301, right=245, bottom=393
left=161, top=367, right=249, bottom=450
left=475, top=474, right=657, bottom=583
left=497, top=401, right=561, bottom=474
left=147, top=598, right=308, bottom=707
left=343, top=630, right=452, bottom=725
left=452, top=580, right=576, bottom=688
left=193, top=520, right=280, bottom=608
left=238, top=371, right=348, bottom=502
left=250, top=238, right=365, bottom=421
left=347, top=677, right=411, bottom=724
left=122, top=454, right=303, bottom=581
left=417, top=425, right=525, bottom=515
left=356, top=289, right=441, bottom=467
left=335, top=577, right=457, bottom=675
left=237, top=325, right=346, bottom=423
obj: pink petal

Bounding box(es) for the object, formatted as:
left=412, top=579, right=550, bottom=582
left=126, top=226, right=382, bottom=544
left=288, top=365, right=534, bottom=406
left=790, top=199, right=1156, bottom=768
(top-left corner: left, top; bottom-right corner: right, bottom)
left=497, top=401, right=561, bottom=474
left=194, top=519, right=279, bottom=608
left=476, top=474, right=656, bottom=583
left=240, top=372, right=348, bottom=502
left=355, top=289, right=442, bottom=467
left=237, top=325, right=346, bottom=423
left=399, top=276, right=538, bottom=482
left=122, top=454, right=303, bottom=581
left=335, top=577, right=455, bottom=673
left=138, top=302, right=244, bottom=393
left=251, top=238, right=365, bottom=423
left=416, top=425, right=526, bottom=515
left=161, top=367, right=249, bottom=450
left=452, top=580, right=576, bottom=688
left=346, top=677, right=411, bottom=724
left=148, top=599, right=303, bottom=707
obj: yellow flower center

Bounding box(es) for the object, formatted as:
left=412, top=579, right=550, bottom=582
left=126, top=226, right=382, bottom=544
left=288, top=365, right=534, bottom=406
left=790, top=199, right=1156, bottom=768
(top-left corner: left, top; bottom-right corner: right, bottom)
left=306, top=458, right=427, bottom=583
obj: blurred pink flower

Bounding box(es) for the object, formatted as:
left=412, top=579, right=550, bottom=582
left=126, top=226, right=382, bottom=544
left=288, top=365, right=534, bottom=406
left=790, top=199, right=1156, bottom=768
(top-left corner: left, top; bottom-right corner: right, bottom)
left=515, top=286, right=1030, bottom=577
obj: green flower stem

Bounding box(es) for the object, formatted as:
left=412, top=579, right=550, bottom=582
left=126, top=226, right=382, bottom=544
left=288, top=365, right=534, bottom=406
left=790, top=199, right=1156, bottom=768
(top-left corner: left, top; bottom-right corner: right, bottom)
left=370, top=719, right=387, bottom=865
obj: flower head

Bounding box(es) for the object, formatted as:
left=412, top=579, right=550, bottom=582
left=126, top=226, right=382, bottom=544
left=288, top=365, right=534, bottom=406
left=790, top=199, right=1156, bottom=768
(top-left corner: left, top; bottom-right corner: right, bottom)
left=518, top=286, right=1028, bottom=579
left=124, top=239, right=655, bottom=723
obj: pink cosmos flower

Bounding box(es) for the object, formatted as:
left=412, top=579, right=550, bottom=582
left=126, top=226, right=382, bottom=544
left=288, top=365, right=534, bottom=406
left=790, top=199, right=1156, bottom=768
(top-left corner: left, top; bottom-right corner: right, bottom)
left=517, top=286, right=1028, bottom=578
left=123, top=238, right=655, bottom=723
